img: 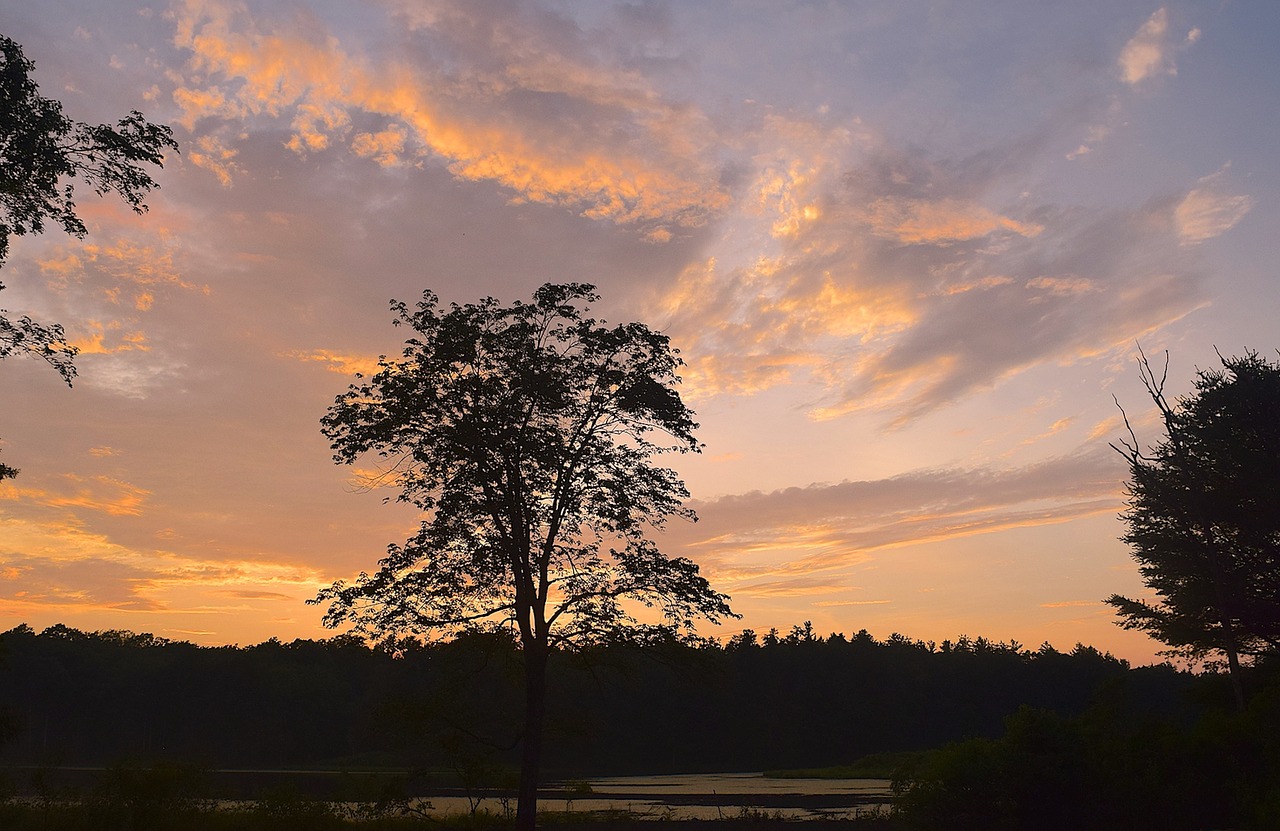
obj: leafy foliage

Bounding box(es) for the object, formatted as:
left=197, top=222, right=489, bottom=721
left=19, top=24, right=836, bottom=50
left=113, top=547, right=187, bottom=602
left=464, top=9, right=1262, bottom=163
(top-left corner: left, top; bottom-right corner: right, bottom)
left=1108, top=350, right=1280, bottom=668
left=0, top=33, right=176, bottom=475
left=0, top=34, right=176, bottom=271
left=892, top=672, right=1280, bottom=831
left=312, top=283, right=732, bottom=646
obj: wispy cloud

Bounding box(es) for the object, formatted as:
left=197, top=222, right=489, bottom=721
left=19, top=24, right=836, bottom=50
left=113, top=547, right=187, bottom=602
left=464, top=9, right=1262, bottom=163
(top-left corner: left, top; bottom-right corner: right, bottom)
left=1118, top=8, right=1174, bottom=85
left=661, top=130, right=1210, bottom=424
left=168, top=0, right=729, bottom=233
left=678, top=443, right=1125, bottom=580
left=865, top=197, right=1042, bottom=245
left=1175, top=169, right=1255, bottom=244
left=0, top=512, right=325, bottom=616
left=283, top=349, right=381, bottom=376
left=38, top=235, right=208, bottom=303
left=812, top=599, right=891, bottom=607
left=1, top=474, right=151, bottom=517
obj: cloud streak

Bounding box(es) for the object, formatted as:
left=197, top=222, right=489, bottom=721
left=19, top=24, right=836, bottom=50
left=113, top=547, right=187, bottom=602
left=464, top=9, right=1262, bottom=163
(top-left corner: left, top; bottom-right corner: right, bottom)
left=0, top=512, right=325, bottom=617
left=1, top=474, right=151, bottom=517
left=675, top=443, right=1126, bottom=594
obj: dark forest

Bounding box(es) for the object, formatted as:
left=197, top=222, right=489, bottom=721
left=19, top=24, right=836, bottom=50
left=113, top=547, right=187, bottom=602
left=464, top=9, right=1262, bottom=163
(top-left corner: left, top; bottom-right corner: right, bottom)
left=0, top=623, right=1189, bottom=774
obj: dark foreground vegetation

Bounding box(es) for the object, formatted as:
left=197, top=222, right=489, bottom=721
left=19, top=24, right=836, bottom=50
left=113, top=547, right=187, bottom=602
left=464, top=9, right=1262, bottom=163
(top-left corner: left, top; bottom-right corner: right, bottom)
left=892, top=674, right=1280, bottom=829
left=0, top=789, right=895, bottom=831
left=5, top=623, right=1279, bottom=828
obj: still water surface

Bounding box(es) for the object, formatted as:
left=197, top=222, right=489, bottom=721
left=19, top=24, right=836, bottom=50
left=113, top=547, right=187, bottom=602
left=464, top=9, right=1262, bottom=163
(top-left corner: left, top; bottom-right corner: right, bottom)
left=436, top=772, right=893, bottom=820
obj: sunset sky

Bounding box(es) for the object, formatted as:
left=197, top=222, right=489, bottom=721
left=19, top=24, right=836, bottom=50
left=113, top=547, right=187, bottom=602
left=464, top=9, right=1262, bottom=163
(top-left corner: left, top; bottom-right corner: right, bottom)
left=1, top=1, right=1275, bottom=664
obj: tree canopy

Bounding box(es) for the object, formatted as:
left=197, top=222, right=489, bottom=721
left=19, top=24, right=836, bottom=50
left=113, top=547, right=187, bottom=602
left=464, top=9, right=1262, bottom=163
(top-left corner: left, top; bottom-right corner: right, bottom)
left=1108, top=349, right=1280, bottom=700
left=0, top=33, right=176, bottom=475
left=314, top=283, right=732, bottom=644
left=312, top=283, right=732, bottom=828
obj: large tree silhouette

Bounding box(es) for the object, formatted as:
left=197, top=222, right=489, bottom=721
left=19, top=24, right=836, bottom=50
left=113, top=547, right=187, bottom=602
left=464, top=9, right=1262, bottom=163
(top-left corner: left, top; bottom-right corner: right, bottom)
left=1109, top=348, right=1280, bottom=709
left=313, top=283, right=733, bottom=829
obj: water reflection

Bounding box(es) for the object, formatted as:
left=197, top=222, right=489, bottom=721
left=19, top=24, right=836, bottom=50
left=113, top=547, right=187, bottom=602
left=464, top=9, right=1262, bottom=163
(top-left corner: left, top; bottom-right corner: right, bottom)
left=527, top=772, right=894, bottom=820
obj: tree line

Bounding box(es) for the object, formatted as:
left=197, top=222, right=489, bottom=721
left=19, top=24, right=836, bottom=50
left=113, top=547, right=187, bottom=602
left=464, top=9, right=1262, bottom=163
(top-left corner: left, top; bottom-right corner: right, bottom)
left=0, top=622, right=1190, bottom=777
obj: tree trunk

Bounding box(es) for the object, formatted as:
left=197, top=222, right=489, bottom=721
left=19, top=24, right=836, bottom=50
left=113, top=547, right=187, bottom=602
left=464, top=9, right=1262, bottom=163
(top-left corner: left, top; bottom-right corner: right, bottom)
left=1201, top=524, right=1248, bottom=712
left=1223, top=639, right=1246, bottom=712
left=516, top=645, right=548, bottom=831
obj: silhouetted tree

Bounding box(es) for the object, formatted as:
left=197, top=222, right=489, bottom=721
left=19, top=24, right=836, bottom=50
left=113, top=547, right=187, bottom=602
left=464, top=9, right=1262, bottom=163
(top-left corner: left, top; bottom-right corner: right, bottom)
left=1109, top=348, right=1280, bottom=709
left=0, top=33, right=176, bottom=475
left=312, top=283, right=733, bottom=829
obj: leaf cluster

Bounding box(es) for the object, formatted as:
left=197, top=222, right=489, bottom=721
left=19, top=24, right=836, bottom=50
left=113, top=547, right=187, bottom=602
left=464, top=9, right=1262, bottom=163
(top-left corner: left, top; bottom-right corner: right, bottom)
left=0, top=35, right=176, bottom=266
left=0, top=33, right=177, bottom=383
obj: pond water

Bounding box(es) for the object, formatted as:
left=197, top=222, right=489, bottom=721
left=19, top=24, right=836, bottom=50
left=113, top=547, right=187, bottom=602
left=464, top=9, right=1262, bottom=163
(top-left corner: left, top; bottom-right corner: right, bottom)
left=1, top=765, right=891, bottom=821
left=434, top=772, right=893, bottom=820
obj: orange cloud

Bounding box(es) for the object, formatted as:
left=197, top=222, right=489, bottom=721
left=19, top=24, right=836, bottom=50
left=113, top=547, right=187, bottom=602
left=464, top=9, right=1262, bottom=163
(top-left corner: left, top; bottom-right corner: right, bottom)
left=1085, top=415, right=1124, bottom=444
left=865, top=197, right=1042, bottom=245
left=283, top=349, right=381, bottom=376
left=938, top=276, right=1014, bottom=296
left=38, top=235, right=207, bottom=302
left=1, top=474, right=151, bottom=516
left=1118, top=8, right=1172, bottom=85
left=1025, top=276, right=1098, bottom=296
left=1118, top=8, right=1201, bottom=87
left=68, top=322, right=150, bottom=356
left=0, top=505, right=330, bottom=622
left=186, top=132, right=242, bottom=187
left=1175, top=171, right=1254, bottom=244
left=1021, top=417, right=1076, bottom=447
left=170, top=0, right=729, bottom=229
left=679, top=353, right=813, bottom=400
left=658, top=257, right=916, bottom=401
left=731, top=578, right=863, bottom=598
left=351, top=124, right=409, bottom=167
left=742, top=113, right=859, bottom=240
